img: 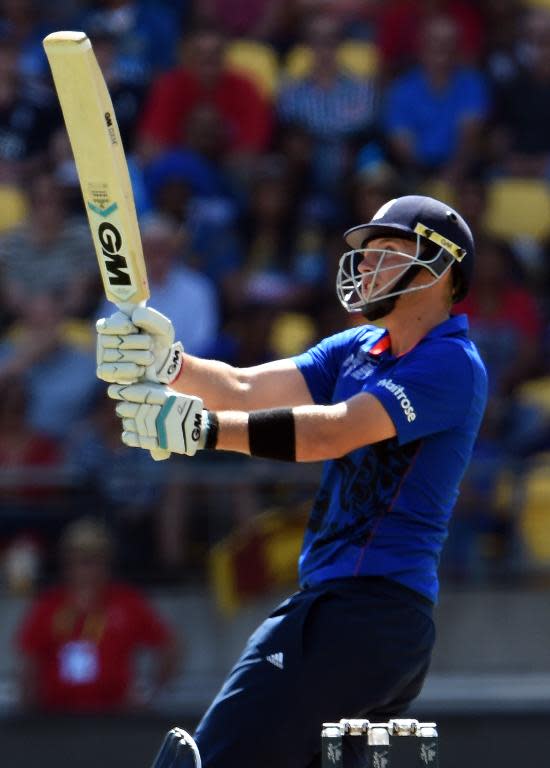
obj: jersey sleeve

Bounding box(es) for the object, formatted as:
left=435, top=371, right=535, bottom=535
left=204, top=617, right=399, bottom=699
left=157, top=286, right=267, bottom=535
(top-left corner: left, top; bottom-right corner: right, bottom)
left=368, top=339, right=484, bottom=445
left=293, top=330, right=354, bottom=405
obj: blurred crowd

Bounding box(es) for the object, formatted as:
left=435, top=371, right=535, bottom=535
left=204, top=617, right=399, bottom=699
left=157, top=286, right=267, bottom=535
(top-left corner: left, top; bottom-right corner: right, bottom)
left=0, top=0, right=550, bottom=613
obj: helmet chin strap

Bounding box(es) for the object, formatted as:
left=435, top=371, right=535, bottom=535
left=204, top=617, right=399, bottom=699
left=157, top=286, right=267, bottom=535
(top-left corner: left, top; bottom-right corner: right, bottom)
left=361, top=263, right=422, bottom=321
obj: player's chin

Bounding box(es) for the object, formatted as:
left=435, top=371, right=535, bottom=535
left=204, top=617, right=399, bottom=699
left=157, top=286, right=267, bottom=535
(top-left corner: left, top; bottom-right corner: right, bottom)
left=360, top=297, right=395, bottom=322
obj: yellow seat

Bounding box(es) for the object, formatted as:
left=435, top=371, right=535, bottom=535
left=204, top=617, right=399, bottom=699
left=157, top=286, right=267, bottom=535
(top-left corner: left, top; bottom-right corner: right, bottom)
left=269, top=312, right=316, bottom=358
left=517, top=377, right=550, bottom=416
left=419, top=179, right=456, bottom=208
left=519, top=454, right=550, bottom=565
left=225, top=39, right=280, bottom=98
left=284, top=41, right=378, bottom=80
left=338, top=40, right=379, bottom=78
left=483, top=178, right=550, bottom=241
left=284, top=44, right=313, bottom=79
left=524, top=0, right=550, bottom=7
left=0, top=184, right=28, bottom=233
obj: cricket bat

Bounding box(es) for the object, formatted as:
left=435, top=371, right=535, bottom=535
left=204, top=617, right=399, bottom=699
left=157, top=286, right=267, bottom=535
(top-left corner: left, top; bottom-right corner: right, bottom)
left=43, top=31, right=169, bottom=460
left=43, top=30, right=149, bottom=314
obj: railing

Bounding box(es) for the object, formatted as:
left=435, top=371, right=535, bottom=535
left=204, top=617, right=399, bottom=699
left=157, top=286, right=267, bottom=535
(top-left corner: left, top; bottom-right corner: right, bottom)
left=0, top=451, right=549, bottom=590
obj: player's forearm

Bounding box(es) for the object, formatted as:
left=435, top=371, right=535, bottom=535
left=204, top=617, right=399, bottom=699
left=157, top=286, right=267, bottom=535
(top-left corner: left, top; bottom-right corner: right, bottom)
left=172, top=355, right=311, bottom=412
left=214, top=403, right=352, bottom=462
left=172, top=355, right=254, bottom=411
left=212, top=395, right=396, bottom=462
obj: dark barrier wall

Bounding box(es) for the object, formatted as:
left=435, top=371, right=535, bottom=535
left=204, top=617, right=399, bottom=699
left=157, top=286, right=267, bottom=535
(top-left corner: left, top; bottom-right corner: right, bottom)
left=0, top=713, right=548, bottom=768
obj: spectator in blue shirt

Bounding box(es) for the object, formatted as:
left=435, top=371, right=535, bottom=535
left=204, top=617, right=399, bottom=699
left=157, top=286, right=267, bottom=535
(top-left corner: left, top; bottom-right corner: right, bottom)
left=75, top=0, right=181, bottom=86
left=384, top=13, right=489, bottom=185
left=277, top=13, right=378, bottom=201
left=0, top=292, right=96, bottom=440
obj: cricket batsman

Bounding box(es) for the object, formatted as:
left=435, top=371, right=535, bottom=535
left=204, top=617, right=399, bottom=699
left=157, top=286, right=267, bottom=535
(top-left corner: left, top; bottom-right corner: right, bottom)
left=96, top=195, right=488, bottom=768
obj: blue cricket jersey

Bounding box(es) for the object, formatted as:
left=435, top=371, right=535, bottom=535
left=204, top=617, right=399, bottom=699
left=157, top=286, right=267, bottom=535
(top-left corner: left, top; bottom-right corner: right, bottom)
left=293, top=314, right=487, bottom=603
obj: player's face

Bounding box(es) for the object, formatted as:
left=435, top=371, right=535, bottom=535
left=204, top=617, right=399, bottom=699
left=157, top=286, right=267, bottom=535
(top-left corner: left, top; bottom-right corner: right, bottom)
left=357, top=237, right=417, bottom=296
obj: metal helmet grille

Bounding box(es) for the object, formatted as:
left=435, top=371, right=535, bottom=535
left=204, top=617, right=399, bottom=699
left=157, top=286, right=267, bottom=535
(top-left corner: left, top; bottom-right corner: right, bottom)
left=336, top=234, right=453, bottom=313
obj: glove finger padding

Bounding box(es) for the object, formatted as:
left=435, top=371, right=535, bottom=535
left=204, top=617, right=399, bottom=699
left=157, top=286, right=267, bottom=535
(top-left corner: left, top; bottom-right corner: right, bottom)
left=137, top=403, right=162, bottom=437
left=131, top=306, right=175, bottom=343
left=97, top=307, right=183, bottom=386
left=101, top=333, right=153, bottom=351
left=98, top=363, right=145, bottom=384
left=108, top=382, right=168, bottom=405
left=101, top=349, right=153, bottom=365
left=111, top=383, right=205, bottom=456
left=116, top=401, right=140, bottom=418
left=122, top=431, right=158, bottom=450
left=96, top=311, right=138, bottom=336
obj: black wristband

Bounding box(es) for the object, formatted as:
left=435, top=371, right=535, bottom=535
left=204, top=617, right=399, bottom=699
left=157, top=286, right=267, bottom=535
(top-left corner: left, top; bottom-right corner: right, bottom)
left=203, top=411, right=219, bottom=451
left=248, top=408, right=296, bottom=462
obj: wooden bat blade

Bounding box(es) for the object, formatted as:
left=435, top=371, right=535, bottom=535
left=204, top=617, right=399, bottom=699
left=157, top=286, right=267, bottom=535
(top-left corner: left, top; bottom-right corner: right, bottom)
left=43, top=31, right=149, bottom=310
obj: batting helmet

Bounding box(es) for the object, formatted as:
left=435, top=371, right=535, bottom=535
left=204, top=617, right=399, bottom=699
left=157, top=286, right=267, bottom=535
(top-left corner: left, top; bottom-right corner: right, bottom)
left=337, top=195, right=475, bottom=317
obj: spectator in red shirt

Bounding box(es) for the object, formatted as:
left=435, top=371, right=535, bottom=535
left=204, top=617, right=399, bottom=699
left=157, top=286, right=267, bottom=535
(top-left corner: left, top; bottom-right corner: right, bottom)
left=377, top=0, right=485, bottom=76
left=137, top=24, right=272, bottom=167
left=16, top=517, right=179, bottom=713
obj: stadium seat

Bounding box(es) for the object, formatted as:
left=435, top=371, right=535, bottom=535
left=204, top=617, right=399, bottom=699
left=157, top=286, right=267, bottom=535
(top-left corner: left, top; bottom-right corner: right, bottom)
left=519, top=454, right=550, bottom=566
left=284, top=41, right=379, bottom=80
left=482, top=178, right=550, bottom=241
left=338, top=40, right=379, bottom=78
left=284, top=44, right=313, bottom=79
left=269, top=312, right=316, bottom=357
left=0, top=184, right=28, bottom=233
left=225, top=39, right=280, bottom=97
left=517, top=377, right=550, bottom=416
left=419, top=179, right=456, bottom=208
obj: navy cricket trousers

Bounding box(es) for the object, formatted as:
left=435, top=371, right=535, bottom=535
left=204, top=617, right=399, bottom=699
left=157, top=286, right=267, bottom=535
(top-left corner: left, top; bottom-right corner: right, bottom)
left=192, top=577, right=435, bottom=768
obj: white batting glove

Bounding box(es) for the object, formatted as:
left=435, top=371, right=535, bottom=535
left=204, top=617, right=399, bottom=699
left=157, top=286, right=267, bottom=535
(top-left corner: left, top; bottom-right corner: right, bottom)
left=108, top=382, right=206, bottom=456
left=96, top=307, right=184, bottom=385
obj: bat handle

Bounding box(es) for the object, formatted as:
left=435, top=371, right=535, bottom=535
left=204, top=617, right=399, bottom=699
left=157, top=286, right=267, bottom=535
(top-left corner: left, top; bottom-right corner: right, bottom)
left=117, top=301, right=171, bottom=462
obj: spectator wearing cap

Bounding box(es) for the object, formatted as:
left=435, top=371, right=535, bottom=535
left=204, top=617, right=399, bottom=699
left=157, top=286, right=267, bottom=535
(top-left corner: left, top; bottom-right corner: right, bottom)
left=16, top=517, right=179, bottom=713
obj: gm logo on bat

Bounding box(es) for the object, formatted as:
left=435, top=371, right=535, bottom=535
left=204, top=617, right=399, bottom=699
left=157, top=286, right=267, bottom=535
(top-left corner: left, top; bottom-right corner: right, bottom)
left=104, top=112, right=118, bottom=145
left=98, top=221, right=131, bottom=286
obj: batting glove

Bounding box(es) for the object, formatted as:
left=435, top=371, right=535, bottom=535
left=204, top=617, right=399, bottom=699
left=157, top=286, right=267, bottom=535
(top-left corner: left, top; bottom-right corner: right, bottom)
left=96, top=307, right=184, bottom=385
left=108, top=382, right=206, bottom=456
